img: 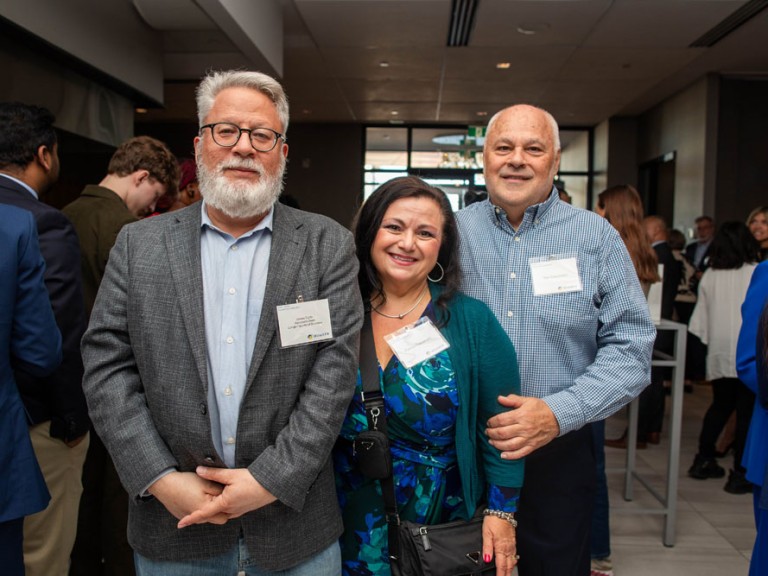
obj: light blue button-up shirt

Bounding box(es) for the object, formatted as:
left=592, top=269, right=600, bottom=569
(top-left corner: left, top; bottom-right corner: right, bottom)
left=201, top=203, right=272, bottom=468
left=456, top=188, right=656, bottom=435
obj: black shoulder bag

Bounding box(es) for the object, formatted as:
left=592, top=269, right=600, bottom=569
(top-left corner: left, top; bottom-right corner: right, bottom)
left=353, top=312, right=495, bottom=576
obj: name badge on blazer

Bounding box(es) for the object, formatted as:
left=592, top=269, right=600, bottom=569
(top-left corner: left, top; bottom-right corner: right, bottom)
left=276, top=299, right=333, bottom=348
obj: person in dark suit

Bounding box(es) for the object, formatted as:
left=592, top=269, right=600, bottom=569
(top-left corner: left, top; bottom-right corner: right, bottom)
left=685, top=216, right=715, bottom=388
left=80, top=70, right=362, bottom=574
left=685, top=215, right=715, bottom=274
left=604, top=215, right=681, bottom=449
left=643, top=215, right=683, bottom=439
left=0, top=102, right=90, bottom=576
left=0, top=204, right=62, bottom=576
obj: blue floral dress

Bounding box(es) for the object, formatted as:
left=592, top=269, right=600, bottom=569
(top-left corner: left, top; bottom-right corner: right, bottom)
left=333, top=307, right=518, bottom=576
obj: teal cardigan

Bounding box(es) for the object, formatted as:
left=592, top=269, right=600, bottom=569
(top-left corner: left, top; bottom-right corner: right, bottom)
left=429, top=284, right=524, bottom=519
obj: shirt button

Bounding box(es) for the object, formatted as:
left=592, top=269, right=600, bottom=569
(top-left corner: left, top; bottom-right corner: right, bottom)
left=228, top=287, right=236, bottom=295
left=514, top=237, right=521, bottom=242
left=223, top=387, right=232, bottom=396
left=204, top=456, right=215, bottom=463
left=225, top=436, right=236, bottom=445
left=507, top=311, right=513, bottom=317
left=231, top=245, right=238, bottom=251
left=534, top=218, right=540, bottom=224
left=510, top=272, right=517, bottom=279
left=225, top=336, right=234, bottom=344
left=199, top=403, right=207, bottom=415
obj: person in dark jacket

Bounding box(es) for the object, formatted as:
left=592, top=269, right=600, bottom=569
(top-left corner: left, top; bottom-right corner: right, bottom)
left=0, top=204, right=62, bottom=576
left=63, top=135, right=178, bottom=576
left=0, top=101, right=90, bottom=576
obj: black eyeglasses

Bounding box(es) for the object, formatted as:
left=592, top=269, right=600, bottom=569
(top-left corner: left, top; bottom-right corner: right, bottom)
left=200, top=122, right=286, bottom=152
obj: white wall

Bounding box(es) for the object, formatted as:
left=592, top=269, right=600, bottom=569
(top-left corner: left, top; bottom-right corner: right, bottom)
left=637, top=77, right=716, bottom=235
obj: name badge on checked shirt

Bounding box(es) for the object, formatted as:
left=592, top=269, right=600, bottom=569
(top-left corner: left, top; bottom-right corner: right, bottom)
left=529, top=255, right=583, bottom=296
left=276, top=299, right=333, bottom=348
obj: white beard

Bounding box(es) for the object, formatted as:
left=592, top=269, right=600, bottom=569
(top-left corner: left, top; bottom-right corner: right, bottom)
left=197, top=155, right=286, bottom=219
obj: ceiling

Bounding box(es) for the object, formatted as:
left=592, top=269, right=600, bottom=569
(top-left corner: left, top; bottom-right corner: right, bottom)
left=136, top=0, right=768, bottom=128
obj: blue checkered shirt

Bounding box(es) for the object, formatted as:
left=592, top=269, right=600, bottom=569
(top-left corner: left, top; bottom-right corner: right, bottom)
left=456, top=188, right=655, bottom=435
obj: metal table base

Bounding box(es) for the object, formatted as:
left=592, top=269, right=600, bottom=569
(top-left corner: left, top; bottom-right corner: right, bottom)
left=609, top=319, right=687, bottom=547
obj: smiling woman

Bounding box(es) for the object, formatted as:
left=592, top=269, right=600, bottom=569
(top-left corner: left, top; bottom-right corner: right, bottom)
left=747, top=206, right=768, bottom=260
left=333, top=176, right=525, bottom=576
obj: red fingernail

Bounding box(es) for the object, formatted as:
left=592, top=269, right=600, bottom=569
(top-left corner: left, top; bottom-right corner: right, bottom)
left=484, top=553, right=491, bottom=563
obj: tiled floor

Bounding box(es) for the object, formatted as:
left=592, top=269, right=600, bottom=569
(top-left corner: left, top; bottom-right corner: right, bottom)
left=601, top=381, right=755, bottom=575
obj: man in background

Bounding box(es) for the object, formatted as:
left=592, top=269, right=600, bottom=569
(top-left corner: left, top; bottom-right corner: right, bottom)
left=686, top=215, right=715, bottom=273
left=63, top=135, right=178, bottom=576
left=0, top=102, right=90, bottom=576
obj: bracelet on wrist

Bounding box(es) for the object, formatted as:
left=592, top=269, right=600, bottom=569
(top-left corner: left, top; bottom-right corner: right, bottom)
left=482, top=508, right=517, bottom=527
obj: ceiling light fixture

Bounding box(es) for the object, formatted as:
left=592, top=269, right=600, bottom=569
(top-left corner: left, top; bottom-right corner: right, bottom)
left=135, top=108, right=148, bottom=114
left=516, top=26, right=536, bottom=35
left=496, top=62, right=511, bottom=69
left=690, top=0, right=768, bottom=47
left=379, top=61, right=390, bottom=68
left=476, top=111, right=488, bottom=117
left=447, top=0, right=479, bottom=47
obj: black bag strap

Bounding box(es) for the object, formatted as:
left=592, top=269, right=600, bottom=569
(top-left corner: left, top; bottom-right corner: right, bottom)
left=359, top=311, right=402, bottom=560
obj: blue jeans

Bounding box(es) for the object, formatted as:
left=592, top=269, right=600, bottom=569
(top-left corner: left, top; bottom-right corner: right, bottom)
left=591, top=420, right=611, bottom=560
left=134, top=538, right=340, bottom=576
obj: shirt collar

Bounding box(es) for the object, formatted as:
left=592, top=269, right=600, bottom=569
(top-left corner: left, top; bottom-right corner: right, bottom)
left=0, top=173, right=39, bottom=199
left=200, top=200, right=274, bottom=240
left=486, top=186, right=560, bottom=231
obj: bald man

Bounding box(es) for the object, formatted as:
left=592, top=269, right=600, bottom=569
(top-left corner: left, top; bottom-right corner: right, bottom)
left=456, top=104, right=655, bottom=575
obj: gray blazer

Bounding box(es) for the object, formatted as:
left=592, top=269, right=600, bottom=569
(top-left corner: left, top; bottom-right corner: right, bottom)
left=81, top=202, right=362, bottom=569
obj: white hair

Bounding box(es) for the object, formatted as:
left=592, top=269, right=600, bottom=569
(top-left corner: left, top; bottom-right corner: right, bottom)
left=196, top=70, right=290, bottom=134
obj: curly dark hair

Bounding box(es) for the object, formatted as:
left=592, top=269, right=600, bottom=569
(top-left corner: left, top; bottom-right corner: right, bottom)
left=353, top=176, right=461, bottom=317
left=0, top=102, right=57, bottom=170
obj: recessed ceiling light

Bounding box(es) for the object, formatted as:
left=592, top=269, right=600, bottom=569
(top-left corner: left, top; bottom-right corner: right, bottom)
left=135, top=108, right=148, bottom=114
left=379, top=61, right=390, bottom=68
left=390, top=110, right=399, bottom=116
left=476, top=111, right=488, bottom=117
left=516, top=22, right=550, bottom=35
left=496, top=62, right=511, bottom=69
left=389, top=119, right=404, bottom=125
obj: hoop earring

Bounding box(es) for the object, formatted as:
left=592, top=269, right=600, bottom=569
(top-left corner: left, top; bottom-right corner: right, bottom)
left=428, top=262, right=445, bottom=283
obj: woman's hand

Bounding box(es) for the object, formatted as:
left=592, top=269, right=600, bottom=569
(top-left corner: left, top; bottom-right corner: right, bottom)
left=482, top=514, right=518, bottom=575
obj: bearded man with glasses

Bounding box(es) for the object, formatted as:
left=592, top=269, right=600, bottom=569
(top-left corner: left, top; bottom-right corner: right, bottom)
left=80, top=70, right=362, bottom=576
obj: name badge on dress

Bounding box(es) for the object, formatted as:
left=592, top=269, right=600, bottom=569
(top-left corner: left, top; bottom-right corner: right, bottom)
left=529, top=255, right=583, bottom=296
left=276, top=299, right=333, bottom=348
left=384, top=317, right=450, bottom=369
